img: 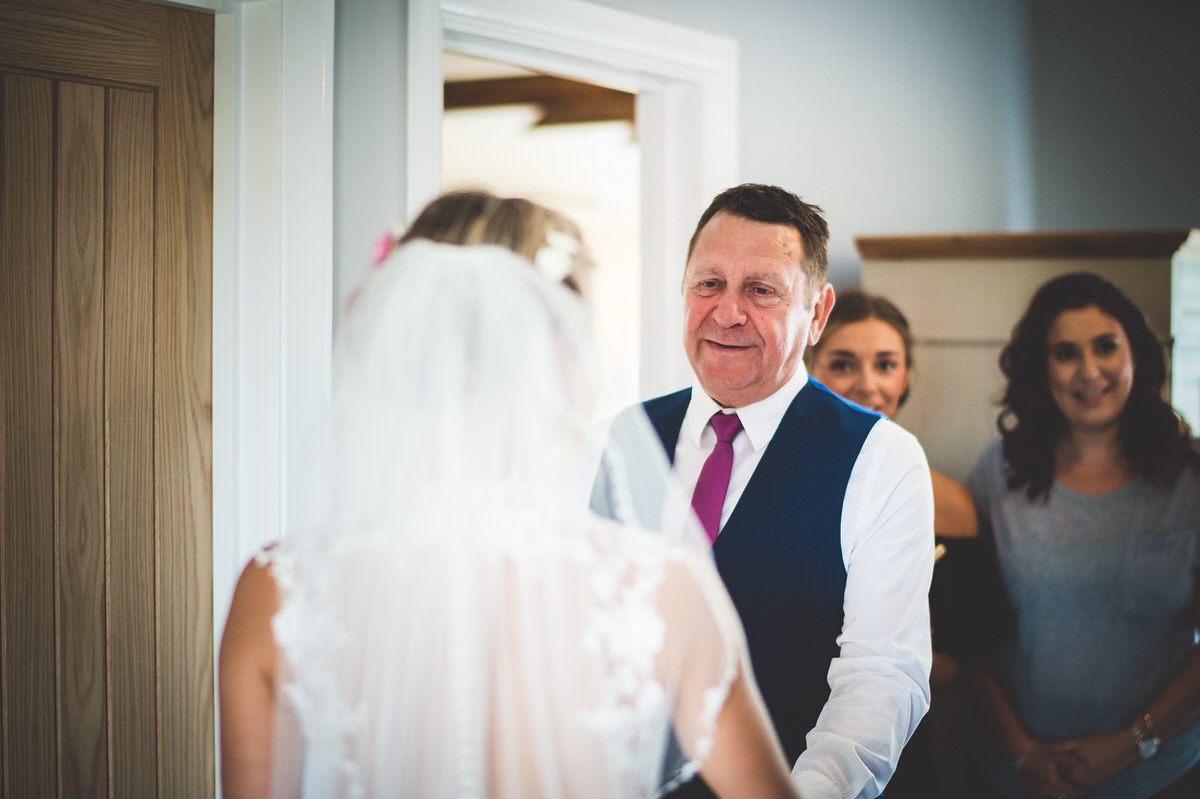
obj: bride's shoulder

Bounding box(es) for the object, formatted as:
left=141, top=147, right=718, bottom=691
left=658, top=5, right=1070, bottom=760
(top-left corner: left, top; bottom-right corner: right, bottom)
left=222, top=547, right=283, bottom=664
left=241, top=541, right=288, bottom=584
left=235, top=543, right=284, bottom=600
left=250, top=540, right=281, bottom=567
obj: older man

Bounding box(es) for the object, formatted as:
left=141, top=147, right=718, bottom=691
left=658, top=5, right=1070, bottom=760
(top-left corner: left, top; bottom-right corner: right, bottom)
left=646, top=184, right=934, bottom=799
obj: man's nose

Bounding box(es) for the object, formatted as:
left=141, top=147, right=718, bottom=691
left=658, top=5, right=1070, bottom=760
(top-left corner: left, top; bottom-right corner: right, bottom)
left=711, top=291, right=746, bottom=327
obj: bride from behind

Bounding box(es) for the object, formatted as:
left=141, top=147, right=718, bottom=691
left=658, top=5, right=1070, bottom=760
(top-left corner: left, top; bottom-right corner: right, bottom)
left=219, top=193, right=800, bottom=798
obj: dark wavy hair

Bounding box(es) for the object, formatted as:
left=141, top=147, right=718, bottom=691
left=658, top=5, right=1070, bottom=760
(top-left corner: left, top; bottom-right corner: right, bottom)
left=998, top=271, right=1197, bottom=500
left=804, top=290, right=915, bottom=408
left=687, top=184, right=829, bottom=292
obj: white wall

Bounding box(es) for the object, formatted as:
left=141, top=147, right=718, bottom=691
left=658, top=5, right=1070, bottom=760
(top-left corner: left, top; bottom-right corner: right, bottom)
left=581, top=0, right=1030, bottom=287
left=587, top=0, right=1200, bottom=284
left=1028, top=0, right=1200, bottom=230
left=333, top=0, right=406, bottom=319
left=330, top=0, right=1200, bottom=409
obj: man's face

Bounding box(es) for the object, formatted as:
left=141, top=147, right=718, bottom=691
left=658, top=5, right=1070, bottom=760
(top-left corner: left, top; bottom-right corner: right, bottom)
left=683, top=212, right=833, bottom=408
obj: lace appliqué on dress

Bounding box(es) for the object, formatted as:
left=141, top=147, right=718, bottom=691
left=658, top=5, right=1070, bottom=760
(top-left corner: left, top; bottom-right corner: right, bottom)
left=265, top=542, right=371, bottom=799
left=580, top=537, right=671, bottom=795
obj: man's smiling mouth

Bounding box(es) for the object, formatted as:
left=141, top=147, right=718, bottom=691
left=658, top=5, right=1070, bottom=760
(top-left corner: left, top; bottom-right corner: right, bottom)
left=705, top=340, right=753, bottom=351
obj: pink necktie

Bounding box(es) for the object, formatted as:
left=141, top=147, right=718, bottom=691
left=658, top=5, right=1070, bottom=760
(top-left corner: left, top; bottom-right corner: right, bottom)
left=691, top=412, right=743, bottom=545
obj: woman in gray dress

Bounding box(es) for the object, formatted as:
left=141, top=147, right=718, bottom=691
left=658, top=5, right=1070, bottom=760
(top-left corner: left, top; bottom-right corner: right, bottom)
left=967, top=272, right=1200, bottom=799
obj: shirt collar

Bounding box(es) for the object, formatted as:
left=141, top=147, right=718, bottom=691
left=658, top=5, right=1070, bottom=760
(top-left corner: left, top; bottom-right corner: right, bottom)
left=683, top=363, right=810, bottom=451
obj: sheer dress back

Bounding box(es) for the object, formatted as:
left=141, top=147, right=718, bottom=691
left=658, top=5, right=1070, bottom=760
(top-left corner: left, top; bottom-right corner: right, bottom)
left=263, top=242, right=747, bottom=798
left=264, top=507, right=744, bottom=798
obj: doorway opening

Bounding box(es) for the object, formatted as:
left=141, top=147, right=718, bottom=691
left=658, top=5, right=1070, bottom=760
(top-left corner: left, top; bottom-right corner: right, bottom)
left=442, top=51, right=641, bottom=416
left=407, top=0, right=738, bottom=402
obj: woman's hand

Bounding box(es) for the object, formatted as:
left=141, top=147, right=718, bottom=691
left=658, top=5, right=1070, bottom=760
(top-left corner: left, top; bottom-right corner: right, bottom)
left=1048, top=731, right=1138, bottom=791
left=1012, top=740, right=1089, bottom=799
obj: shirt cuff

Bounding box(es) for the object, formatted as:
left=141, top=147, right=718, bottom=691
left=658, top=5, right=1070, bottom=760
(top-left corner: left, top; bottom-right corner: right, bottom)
left=793, top=769, right=844, bottom=799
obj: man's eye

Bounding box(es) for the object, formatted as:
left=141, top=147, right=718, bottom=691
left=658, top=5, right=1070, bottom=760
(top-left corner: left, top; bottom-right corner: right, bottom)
left=694, top=279, right=721, bottom=294
left=746, top=285, right=780, bottom=305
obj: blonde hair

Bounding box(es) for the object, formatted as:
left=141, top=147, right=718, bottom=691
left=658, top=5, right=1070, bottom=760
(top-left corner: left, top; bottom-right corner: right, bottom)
left=400, top=190, right=593, bottom=294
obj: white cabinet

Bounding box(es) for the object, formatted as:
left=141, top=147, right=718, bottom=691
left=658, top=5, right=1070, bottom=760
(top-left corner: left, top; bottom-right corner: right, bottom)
left=1171, top=230, right=1200, bottom=432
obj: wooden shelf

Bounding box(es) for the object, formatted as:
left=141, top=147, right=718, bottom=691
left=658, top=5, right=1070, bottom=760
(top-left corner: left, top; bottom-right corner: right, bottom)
left=855, top=229, right=1191, bottom=261
left=444, top=75, right=635, bottom=126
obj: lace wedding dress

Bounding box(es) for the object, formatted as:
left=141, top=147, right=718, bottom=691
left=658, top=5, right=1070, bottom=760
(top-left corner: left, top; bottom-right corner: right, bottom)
left=262, top=241, right=749, bottom=798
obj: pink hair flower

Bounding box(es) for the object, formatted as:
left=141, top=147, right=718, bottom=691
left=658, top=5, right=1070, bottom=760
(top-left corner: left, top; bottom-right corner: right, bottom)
left=371, top=231, right=398, bottom=267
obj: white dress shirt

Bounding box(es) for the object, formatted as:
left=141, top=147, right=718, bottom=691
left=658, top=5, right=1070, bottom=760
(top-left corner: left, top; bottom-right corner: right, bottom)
left=678, top=365, right=934, bottom=799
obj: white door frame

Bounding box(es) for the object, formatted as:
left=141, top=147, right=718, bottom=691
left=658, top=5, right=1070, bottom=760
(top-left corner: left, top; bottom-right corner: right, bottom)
left=208, top=0, right=337, bottom=611
left=406, top=0, right=739, bottom=399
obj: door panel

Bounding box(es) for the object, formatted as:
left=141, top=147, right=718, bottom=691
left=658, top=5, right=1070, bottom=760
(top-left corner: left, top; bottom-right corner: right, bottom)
left=156, top=6, right=215, bottom=794
left=0, top=71, right=57, bottom=799
left=0, top=1, right=213, bottom=796
left=106, top=86, right=158, bottom=799
left=55, top=79, right=109, bottom=796
left=0, top=0, right=161, bottom=88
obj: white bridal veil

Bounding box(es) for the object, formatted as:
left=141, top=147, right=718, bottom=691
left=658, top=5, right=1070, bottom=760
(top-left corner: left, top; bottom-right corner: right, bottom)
left=263, top=241, right=748, bottom=798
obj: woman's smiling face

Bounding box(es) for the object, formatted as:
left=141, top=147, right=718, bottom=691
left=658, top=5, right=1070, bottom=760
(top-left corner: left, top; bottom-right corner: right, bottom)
left=1045, top=304, right=1135, bottom=436
left=809, top=318, right=909, bottom=418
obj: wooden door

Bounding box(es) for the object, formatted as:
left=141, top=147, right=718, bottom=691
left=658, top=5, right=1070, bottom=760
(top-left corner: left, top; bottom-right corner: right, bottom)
left=0, top=0, right=213, bottom=796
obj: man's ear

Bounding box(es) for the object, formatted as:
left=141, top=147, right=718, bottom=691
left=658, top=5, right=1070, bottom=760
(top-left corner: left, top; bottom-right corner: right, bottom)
left=807, top=283, right=836, bottom=346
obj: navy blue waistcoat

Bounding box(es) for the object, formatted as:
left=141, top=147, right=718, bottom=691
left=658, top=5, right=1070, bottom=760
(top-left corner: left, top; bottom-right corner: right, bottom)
left=645, top=380, right=879, bottom=764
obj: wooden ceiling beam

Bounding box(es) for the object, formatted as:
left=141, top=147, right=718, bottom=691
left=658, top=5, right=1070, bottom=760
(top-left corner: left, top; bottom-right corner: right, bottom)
left=444, top=75, right=635, bottom=125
